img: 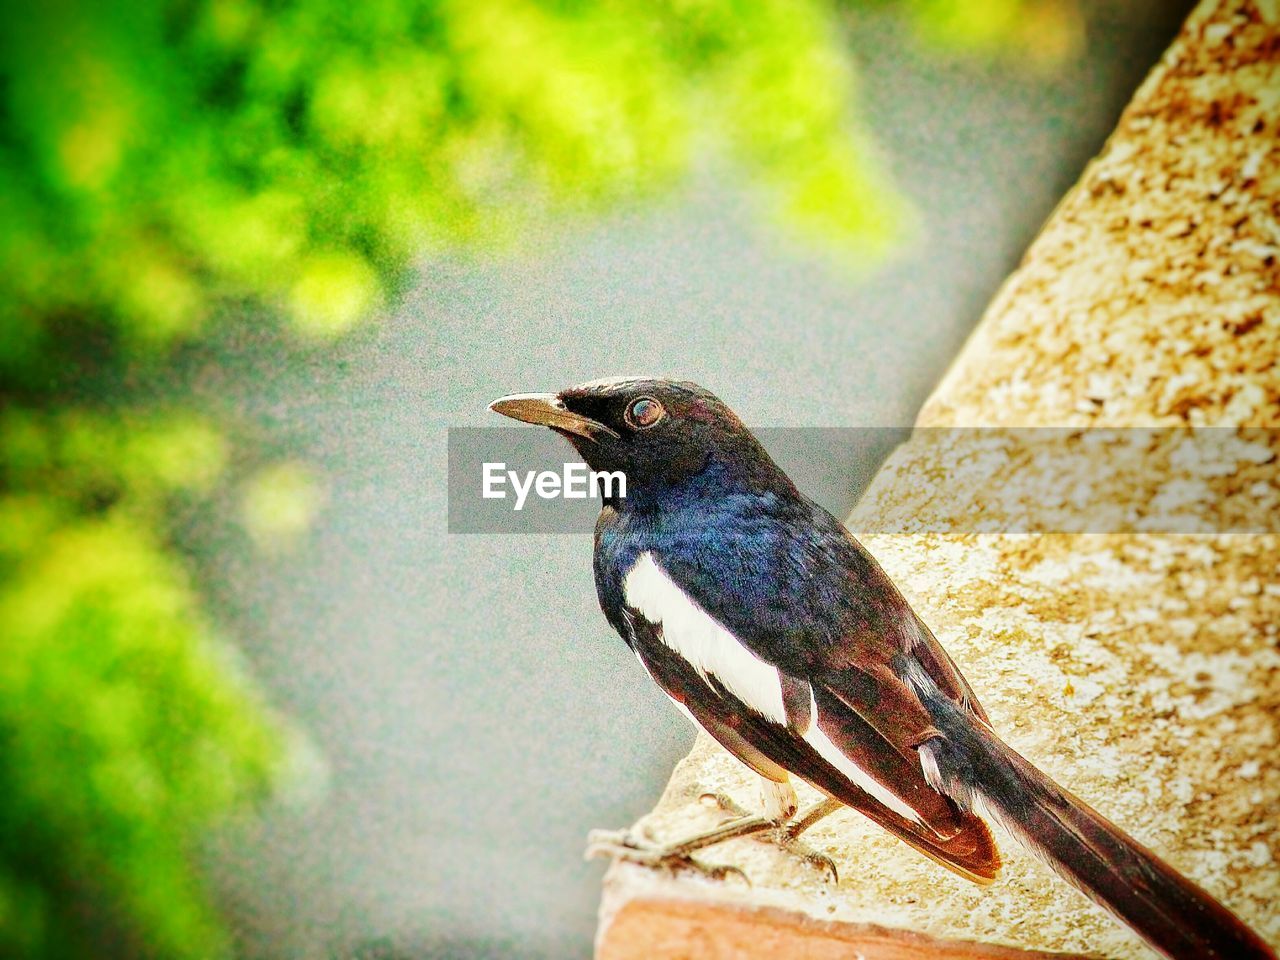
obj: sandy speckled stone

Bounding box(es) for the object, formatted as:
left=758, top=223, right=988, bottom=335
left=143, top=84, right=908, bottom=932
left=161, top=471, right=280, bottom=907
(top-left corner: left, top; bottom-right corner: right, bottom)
left=921, top=2, right=1280, bottom=430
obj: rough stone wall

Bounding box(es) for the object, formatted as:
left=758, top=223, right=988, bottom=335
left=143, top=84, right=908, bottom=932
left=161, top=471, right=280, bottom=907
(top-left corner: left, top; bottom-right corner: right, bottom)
left=596, top=2, right=1279, bottom=957
left=922, top=0, right=1279, bottom=430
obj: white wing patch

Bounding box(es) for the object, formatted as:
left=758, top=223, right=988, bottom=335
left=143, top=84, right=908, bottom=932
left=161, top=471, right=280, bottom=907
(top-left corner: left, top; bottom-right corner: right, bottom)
left=803, top=690, right=923, bottom=823
left=623, top=552, right=788, bottom=726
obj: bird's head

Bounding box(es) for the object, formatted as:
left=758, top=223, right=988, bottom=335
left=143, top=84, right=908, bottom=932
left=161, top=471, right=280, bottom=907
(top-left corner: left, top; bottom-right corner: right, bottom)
left=489, top=378, right=791, bottom=505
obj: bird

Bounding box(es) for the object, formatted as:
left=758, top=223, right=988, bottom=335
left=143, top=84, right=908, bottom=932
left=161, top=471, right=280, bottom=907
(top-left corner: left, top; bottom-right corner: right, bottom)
left=490, top=377, right=1275, bottom=960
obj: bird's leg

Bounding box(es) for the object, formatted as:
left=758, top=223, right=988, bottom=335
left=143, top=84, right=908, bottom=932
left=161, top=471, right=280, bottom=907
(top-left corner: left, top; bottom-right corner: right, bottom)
left=687, top=785, right=843, bottom=881
left=585, top=779, right=842, bottom=883
left=752, top=782, right=842, bottom=881
left=585, top=805, right=773, bottom=884
left=773, top=797, right=843, bottom=881
left=785, top=796, right=844, bottom=840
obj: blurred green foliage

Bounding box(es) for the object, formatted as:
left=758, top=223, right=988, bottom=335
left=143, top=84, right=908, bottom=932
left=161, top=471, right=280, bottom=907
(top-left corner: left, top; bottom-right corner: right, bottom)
left=895, top=0, right=1083, bottom=64
left=1, top=0, right=909, bottom=371
left=0, top=409, right=288, bottom=958
left=0, top=0, right=1057, bottom=957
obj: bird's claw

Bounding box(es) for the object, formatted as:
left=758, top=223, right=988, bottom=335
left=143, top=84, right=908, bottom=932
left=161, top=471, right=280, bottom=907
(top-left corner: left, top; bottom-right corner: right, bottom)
left=775, top=829, right=840, bottom=885
left=694, top=792, right=836, bottom=881
left=585, top=827, right=751, bottom=885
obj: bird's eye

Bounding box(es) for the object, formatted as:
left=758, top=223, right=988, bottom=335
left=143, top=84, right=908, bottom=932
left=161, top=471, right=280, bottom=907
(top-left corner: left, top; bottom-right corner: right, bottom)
left=625, top=397, right=664, bottom=430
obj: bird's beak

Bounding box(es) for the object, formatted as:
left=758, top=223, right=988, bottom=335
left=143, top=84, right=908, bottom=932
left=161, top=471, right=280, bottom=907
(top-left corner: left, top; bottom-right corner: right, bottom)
left=489, top=393, right=620, bottom=440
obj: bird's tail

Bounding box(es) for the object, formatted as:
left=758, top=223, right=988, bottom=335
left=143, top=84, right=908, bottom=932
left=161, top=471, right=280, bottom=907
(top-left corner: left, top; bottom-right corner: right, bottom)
left=919, top=696, right=1275, bottom=960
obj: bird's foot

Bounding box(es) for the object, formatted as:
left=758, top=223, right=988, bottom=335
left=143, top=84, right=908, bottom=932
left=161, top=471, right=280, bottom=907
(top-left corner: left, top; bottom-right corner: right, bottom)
left=771, top=824, right=840, bottom=884
left=700, top=792, right=839, bottom=884
left=585, top=825, right=750, bottom=885
left=585, top=792, right=838, bottom=886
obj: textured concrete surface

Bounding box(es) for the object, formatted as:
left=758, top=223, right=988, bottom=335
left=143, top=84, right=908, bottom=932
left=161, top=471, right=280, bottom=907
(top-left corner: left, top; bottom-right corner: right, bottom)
left=922, top=1, right=1279, bottom=430
left=596, top=1, right=1280, bottom=956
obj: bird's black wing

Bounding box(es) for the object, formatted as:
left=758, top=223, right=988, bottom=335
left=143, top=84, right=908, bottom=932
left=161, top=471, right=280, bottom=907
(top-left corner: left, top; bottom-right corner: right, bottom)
left=655, top=497, right=992, bottom=776
left=626, top=606, right=1001, bottom=884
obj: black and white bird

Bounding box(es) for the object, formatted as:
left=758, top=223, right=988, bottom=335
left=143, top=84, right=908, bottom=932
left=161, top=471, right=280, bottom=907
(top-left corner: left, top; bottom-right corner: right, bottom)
left=490, top=377, right=1274, bottom=960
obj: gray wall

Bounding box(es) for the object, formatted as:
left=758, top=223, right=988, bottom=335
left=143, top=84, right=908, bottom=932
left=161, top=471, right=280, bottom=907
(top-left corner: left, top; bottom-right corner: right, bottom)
left=195, top=5, right=1192, bottom=957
